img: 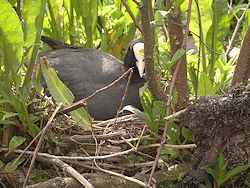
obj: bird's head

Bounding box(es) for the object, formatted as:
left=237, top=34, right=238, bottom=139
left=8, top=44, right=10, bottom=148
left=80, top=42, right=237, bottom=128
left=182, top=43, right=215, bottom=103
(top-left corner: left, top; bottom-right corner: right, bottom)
left=124, top=39, right=145, bottom=78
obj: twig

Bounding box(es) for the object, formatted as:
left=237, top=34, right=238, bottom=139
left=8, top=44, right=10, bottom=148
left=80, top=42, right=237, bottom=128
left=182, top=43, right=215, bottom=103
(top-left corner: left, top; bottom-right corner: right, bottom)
left=93, top=114, right=140, bottom=127
left=23, top=103, right=63, bottom=187
left=166, top=20, right=225, bottom=55
left=37, top=156, right=94, bottom=188
left=63, top=159, right=162, bottom=170
left=115, top=68, right=133, bottom=119
left=226, top=2, right=250, bottom=56
left=121, top=136, right=137, bottom=150
left=59, top=68, right=133, bottom=114
left=121, top=0, right=143, bottom=33
left=140, top=143, right=197, bottom=150
left=135, top=124, right=147, bottom=150
left=164, top=108, right=187, bottom=121
left=65, top=132, right=122, bottom=143
left=0, top=106, right=60, bottom=183
left=1, top=148, right=135, bottom=160
left=132, top=0, right=140, bottom=6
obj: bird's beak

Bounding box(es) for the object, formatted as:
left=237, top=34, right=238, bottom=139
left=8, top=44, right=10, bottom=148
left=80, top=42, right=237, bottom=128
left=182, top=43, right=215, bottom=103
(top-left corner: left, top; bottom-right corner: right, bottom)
left=136, top=59, right=145, bottom=78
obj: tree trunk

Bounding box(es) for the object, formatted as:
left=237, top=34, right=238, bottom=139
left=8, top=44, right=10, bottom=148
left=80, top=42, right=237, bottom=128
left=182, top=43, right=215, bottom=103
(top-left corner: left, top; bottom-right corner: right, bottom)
left=231, top=25, right=250, bottom=87
left=165, top=1, right=189, bottom=111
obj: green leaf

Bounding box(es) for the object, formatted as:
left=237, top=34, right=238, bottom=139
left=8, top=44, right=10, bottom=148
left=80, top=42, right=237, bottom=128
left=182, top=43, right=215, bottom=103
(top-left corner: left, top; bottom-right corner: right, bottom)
left=198, top=71, right=215, bottom=97
left=9, top=136, right=26, bottom=150
left=181, top=127, right=195, bottom=141
left=69, top=108, right=92, bottom=129
left=41, top=60, right=91, bottom=129
left=0, top=81, right=18, bottom=108
left=155, top=10, right=168, bottom=26
left=23, top=0, right=46, bottom=48
left=152, top=101, right=166, bottom=122
left=167, top=48, right=185, bottom=68
left=0, top=0, right=23, bottom=88
left=46, top=0, right=63, bottom=40
left=217, top=152, right=225, bottom=172
left=206, top=0, right=230, bottom=79
left=22, top=0, right=46, bottom=84
left=0, top=0, right=23, bottom=73
left=0, top=120, right=15, bottom=125
left=5, top=157, right=25, bottom=172
left=203, top=167, right=216, bottom=179
left=3, top=112, right=18, bottom=119
left=220, top=164, right=250, bottom=185
left=188, top=66, right=197, bottom=89
left=167, top=122, right=180, bottom=143
left=41, top=60, right=74, bottom=105
left=0, top=160, right=3, bottom=169
left=181, top=0, right=213, bottom=46
left=140, top=91, right=154, bottom=122
left=122, top=105, right=147, bottom=121
left=72, top=0, right=98, bottom=48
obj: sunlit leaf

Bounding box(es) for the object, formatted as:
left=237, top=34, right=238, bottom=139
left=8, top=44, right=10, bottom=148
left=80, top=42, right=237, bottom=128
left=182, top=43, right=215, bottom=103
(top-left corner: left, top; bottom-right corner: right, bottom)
left=198, top=71, right=215, bottom=97
left=122, top=105, right=147, bottom=121
left=0, top=0, right=23, bottom=87
left=41, top=60, right=91, bottom=129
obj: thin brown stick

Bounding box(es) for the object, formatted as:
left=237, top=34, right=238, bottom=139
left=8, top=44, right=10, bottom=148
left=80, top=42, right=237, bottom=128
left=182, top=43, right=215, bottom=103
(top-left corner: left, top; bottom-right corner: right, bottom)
left=5, top=148, right=134, bottom=160
left=140, top=143, right=197, bottom=150
left=121, top=0, right=143, bottom=33
left=164, top=108, right=187, bottom=121
left=226, top=2, right=250, bottom=56
left=59, top=68, right=133, bottom=114
left=22, top=103, right=63, bottom=187
left=115, top=68, right=133, bottom=119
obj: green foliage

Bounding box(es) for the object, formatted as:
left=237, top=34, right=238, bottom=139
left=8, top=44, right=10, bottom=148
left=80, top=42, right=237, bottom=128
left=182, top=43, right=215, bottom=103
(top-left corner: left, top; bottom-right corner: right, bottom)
left=40, top=60, right=91, bottom=129
left=200, top=151, right=250, bottom=188
left=22, top=0, right=46, bottom=85
left=42, top=0, right=140, bottom=59
left=9, top=136, right=26, bottom=150
left=124, top=88, right=166, bottom=137
left=180, top=0, right=242, bottom=97
left=4, top=157, right=25, bottom=172
left=0, top=0, right=23, bottom=87
left=161, top=119, right=195, bottom=162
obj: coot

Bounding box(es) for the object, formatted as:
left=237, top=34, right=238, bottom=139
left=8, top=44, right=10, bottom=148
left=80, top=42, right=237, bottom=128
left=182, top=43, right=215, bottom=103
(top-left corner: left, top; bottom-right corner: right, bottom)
left=39, top=36, right=145, bottom=120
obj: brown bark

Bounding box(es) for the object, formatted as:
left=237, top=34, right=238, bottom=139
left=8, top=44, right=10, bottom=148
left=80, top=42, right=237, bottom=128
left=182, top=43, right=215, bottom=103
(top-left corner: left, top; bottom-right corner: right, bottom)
left=231, top=25, right=250, bottom=87
left=165, top=1, right=189, bottom=111
left=140, top=0, right=168, bottom=101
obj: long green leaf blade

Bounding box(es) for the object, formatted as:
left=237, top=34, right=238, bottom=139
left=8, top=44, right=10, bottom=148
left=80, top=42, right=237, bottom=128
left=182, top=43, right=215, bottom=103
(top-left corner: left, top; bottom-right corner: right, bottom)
left=0, top=0, right=23, bottom=87
left=41, top=60, right=91, bottom=128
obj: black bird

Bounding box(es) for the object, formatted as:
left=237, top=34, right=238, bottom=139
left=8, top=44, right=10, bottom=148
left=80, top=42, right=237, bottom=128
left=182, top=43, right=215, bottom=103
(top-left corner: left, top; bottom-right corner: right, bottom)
left=39, top=36, right=145, bottom=120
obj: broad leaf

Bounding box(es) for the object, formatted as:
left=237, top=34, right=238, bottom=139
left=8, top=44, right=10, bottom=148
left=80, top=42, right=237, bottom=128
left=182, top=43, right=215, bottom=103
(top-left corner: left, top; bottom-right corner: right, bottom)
left=9, top=136, right=26, bottom=150
left=41, top=60, right=91, bottom=129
